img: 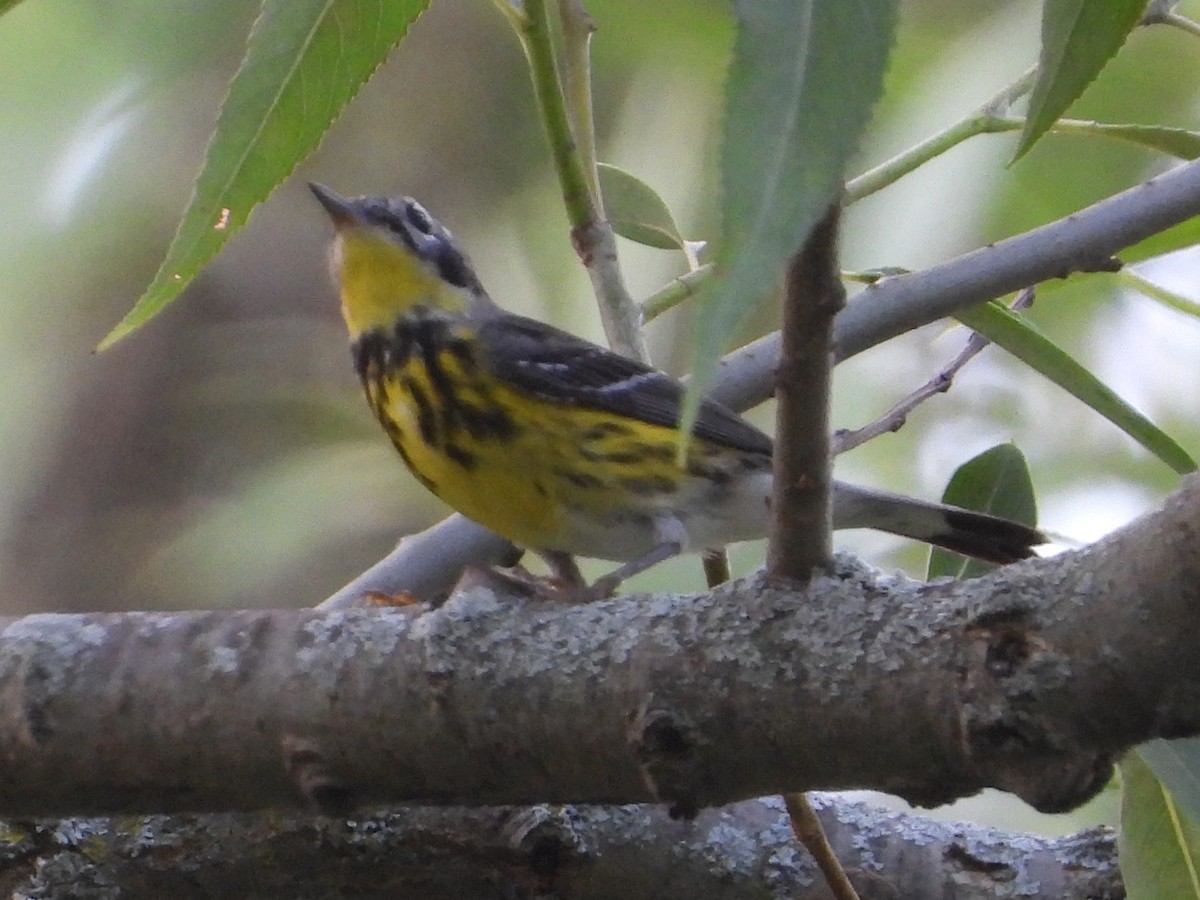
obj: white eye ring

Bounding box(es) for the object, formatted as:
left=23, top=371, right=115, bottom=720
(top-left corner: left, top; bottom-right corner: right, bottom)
left=407, top=200, right=435, bottom=236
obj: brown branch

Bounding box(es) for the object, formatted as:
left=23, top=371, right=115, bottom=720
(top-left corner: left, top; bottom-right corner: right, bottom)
left=768, top=204, right=856, bottom=897
left=0, top=797, right=1120, bottom=899
left=833, top=286, right=1035, bottom=455
left=1, top=476, right=1199, bottom=819
left=768, top=203, right=845, bottom=582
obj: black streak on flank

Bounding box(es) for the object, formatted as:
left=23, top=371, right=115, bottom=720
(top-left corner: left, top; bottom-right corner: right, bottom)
left=352, top=331, right=387, bottom=381
left=444, top=443, right=478, bottom=470
left=580, top=422, right=634, bottom=441
left=456, top=400, right=516, bottom=441
left=417, top=330, right=465, bottom=436
left=558, top=469, right=604, bottom=490
left=445, top=337, right=475, bottom=365
left=402, top=377, right=439, bottom=447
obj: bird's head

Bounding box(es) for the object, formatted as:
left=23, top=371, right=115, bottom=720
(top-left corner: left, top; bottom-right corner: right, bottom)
left=310, top=183, right=485, bottom=338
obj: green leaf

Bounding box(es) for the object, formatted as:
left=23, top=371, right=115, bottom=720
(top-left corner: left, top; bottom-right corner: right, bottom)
left=598, top=163, right=690, bottom=252
left=1062, top=122, right=1200, bottom=160
left=957, top=302, right=1196, bottom=474
left=0, top=0, right=26, bottom=17
left=1120, top=750, right=1200, bottom=900
left=928, top=444, right=1036, bottom=580
left=1140, top=740, right=1200, bottom=831
left=1121, top=268, right=1200, bottom=321
left=1125, top=215, right=1200, bottom=266
left=681, top=0, right=899, bottom=439
left=99, top=0, right=427, bottom=349
left=1015, top=0, right=1145, bottom=161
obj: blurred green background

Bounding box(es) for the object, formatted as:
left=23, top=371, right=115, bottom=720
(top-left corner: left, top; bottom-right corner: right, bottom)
left=1, top=0, right=1198, bottom=832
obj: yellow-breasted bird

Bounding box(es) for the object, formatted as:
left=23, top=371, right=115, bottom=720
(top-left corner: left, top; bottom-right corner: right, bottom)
left=311, top=183, right=1044, bottom=596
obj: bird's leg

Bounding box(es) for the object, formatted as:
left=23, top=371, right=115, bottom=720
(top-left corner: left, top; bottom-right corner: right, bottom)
left=539, top=550, right=588, bottom=589
left=586, top=540, right=682, bottom=598
left=538, top=516, right=689, bottom=601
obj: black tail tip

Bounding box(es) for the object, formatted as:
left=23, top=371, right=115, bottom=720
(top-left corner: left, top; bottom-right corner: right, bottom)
left=935, top=510, right=1047, bottom=565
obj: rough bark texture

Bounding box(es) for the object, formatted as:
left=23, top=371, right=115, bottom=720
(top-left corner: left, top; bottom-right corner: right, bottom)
left=0, top=477, right=1197, bottom=822
left=0, top=796, right=1121, bottom=900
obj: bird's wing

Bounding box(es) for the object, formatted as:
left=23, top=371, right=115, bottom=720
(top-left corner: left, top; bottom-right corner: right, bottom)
left=477, top=313, right=773, bottom=456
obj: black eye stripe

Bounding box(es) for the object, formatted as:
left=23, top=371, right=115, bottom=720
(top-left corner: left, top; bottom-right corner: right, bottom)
left=355, top=195, right=477, bottom=289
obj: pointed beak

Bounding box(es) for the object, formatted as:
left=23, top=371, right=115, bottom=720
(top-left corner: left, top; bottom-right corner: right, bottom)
left=309, top=182, right=365, bottom=229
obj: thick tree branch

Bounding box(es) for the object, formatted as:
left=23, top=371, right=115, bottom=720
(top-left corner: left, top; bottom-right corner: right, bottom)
left=2, top=477, right=1199, bottom=819
left=0, top=796, right=1120, bottom=899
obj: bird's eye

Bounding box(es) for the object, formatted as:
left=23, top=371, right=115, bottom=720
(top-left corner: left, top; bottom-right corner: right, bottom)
left=407, top=201, right=434, bottom=235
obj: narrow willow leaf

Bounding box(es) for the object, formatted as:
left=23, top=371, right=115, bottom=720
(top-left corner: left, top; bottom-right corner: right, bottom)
left=1126, top=213, right=1200, bottom=266
left=99, top=0, right=427, bottom=349
left=1119, top=751, right=1200, bottom=900
left=1121, top=268, right=1200, bottom=321
left=928, top=444, right=1036, bottom=580
left=680, top=0, right=899, bottom=442
left=1140, top=740, right=1200, bottom=832
left=1014, top=0, right=1145, bottom=161
left=1068, top=122, right=1200, bottom=160
left=957, top=303, right=1196, bottom=474
left=598, top=163, right=690, bottom=252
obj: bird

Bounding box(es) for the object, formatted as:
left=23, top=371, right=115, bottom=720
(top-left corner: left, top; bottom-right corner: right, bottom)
left=310, top=183, right=1043, bottom=597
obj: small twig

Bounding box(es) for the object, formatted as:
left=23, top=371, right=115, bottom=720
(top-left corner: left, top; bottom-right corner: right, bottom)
left=835, top=287, right=1035, bottom=455
left=767, top=203, right=844, bottom=582
left=515, top=0, right=648, bottom=361
left=1143, top=0, right=1200, bottom=38
left=518, top=0, right=594, bottom=226
left=785, top=793, right=862, bottom=900
left=1162, top=12, right=1200, bottom=37
left=557, top=0, right=601, bottom=205
left=845, top=66, right=1038, bottom=203
left=641, top=262, right=714, bottom=323
left=700, top=548, right=731, bottom=589
left=573, top=221, right=649, bottom=359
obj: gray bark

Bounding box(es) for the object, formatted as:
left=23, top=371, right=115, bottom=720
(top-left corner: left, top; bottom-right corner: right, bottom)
left=0, top=478, right=1197, bottom=825
left=1, top=797, right=1120, bottom=899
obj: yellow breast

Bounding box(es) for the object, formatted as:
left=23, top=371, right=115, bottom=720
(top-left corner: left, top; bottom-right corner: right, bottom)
left=362, top=342, right=698, bottom=558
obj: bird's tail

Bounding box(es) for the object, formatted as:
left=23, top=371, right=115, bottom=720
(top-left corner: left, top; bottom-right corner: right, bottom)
left=832, top=482, right=1045, bottom=564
